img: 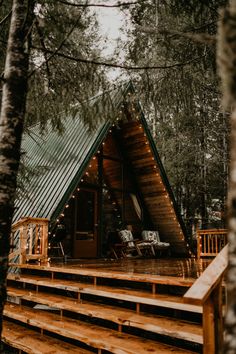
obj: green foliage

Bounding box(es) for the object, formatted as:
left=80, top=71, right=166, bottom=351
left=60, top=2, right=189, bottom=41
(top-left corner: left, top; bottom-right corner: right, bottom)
left=26, top=1, right=110, bottom=130
left=126, top=0, right=229, bottom=231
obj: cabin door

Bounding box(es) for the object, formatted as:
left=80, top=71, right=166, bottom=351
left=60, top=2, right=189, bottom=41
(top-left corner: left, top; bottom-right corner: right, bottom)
left=73, top=188, right=98, bottom=258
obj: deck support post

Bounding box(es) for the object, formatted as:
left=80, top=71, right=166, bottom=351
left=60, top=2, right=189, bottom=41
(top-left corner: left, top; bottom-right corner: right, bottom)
left=202, top=280, right=223, bottom=354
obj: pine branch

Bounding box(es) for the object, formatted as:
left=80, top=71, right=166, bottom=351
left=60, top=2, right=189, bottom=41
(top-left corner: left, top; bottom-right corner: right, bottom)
left=137, top=25, right=216, bottom=44
left=35, top=19, right=51, bottom=86
left=29, top=14, right=83, bottom=78
left=31, top=46, right=205, bottom=70
left=55, top=0, right=139, bottom=8
left=0, top=10, right=12, bottom=26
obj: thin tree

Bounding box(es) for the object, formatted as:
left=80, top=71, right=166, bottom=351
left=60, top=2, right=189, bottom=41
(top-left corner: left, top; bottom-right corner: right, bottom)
left=0, top=0, right=35, bottom=349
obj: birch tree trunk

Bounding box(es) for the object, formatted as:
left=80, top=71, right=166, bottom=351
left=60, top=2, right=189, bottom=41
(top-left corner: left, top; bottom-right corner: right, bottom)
left=218, top=1, right=236, bottom=352
left=0, top=0, right=34, bottom=350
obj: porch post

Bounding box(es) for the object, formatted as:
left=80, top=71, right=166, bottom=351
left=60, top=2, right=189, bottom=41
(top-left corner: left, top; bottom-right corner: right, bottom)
left=98, top=147, right=104, bottom=257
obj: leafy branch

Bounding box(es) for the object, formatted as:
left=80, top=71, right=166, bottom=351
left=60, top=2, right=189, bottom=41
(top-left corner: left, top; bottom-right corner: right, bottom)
left=31, top=46, right=206, bottom=71
left=55, top=0, right=139, bottom=8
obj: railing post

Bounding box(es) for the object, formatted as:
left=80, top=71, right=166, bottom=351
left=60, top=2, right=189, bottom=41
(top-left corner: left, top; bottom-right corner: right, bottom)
left=197, top=230, right=201, bottom=259
left=19, top=225, right=27, bottom=264
left=213, top=280, right=223, bottom=353
left=203, top=296, right=215, bottom=354
left=202, top=279, right=223, bottom=354
left=41, top=221, right=48, bottom=265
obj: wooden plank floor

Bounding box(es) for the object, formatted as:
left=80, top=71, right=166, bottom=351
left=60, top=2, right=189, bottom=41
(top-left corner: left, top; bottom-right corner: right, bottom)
left=54, top=257, right=211, bottom=278
left=17, top=257, right=211, bottom=279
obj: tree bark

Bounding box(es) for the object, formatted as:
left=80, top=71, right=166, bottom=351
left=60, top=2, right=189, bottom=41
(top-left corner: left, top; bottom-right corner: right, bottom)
left=218, top=1, right=236, bottom=352
left=0, top=0, right=34, bottom=350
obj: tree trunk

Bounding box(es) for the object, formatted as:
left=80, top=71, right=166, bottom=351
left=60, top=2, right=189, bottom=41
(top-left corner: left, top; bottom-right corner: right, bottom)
left=218, top=2, right=236, bottom=352
left=0, top=0, right=34, bottom=350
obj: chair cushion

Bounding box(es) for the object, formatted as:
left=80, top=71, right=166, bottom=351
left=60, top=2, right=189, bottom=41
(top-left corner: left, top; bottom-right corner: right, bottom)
left=119, top=230, right=135, bottom=248
left=154, top=241, right=170, bottom=249
left=142, top=230, right=170, bottom=249
left=137, top=241, right=153, bottom=248
left=142, top=230, right=160, bottom=242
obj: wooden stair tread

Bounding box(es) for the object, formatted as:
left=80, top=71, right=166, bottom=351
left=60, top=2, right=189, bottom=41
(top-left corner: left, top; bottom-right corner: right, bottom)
left=3, top=304, right=197, bottom=354
left=18, top=264, right=195, bottom=287
left=2, top=320, right=90, bottom=353
left=7, top=287, right=203, bottom=344
left=7, top=273, right=202, bottom=313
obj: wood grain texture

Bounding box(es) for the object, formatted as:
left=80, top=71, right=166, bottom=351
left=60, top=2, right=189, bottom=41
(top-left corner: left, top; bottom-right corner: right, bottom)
left=3, top=304, right=197, bottom=354
left=7, top=273, right=202, bottom=313
left=2, top=320, right=89, bottom=353
left=7, top=287, right=203, bottom=344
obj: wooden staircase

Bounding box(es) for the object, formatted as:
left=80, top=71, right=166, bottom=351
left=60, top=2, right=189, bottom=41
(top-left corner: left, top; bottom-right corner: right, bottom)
left=3, top=264, right=203, bottom=354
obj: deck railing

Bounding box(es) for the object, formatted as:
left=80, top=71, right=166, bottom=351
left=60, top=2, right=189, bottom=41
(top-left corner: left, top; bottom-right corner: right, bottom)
left=184, top=244, right=228, bottom=354
left=197, top=229, right=227, bottom=259
left=9, top=217, right=49, bottom=265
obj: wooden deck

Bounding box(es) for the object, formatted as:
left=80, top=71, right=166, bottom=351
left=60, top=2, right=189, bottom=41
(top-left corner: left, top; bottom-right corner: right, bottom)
left=4, top=257, right=214, bottom=353
left=44, top=256, right=211, bottom=278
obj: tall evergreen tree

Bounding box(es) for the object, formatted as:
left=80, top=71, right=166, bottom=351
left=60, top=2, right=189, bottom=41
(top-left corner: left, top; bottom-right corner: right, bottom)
left=125, top=0, right=229, bottom=233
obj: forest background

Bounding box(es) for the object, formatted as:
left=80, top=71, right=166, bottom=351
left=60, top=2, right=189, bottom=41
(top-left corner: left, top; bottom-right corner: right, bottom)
left=0, top=0, right=231, bottom=351
left=0, top=0, right=228, bottom=234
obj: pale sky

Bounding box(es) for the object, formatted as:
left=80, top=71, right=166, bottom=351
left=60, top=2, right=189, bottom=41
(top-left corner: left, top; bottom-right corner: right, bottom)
left=97, top=7, right=127, bottom=56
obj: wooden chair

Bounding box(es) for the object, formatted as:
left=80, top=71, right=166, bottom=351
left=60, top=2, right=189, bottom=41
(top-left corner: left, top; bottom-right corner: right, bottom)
left=116, top=229, right=155, bottom=258
left=141, top=230, right=170, bottom=256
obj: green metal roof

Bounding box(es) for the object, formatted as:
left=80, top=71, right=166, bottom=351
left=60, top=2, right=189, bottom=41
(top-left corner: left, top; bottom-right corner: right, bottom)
left=13, top=117, right=107, bottom=222
left=13, top=84, right=129, bottom=223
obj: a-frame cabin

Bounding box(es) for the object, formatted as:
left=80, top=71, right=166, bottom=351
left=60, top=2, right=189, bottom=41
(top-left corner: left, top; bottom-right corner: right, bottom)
left=13, top=82, right=190, bottom=258
left=5, top=82, right=226, bottom=354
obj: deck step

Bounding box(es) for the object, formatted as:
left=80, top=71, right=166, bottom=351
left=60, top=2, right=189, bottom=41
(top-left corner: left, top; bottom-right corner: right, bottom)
left=7, top=273, right=202, bottom=313
left=3, top=304, right=197, bottom=354
left=18, top=263, right=195, bottom=287
left=7, top=287, right=203, bottom=344
left=2, top=320, right=91, bottom=353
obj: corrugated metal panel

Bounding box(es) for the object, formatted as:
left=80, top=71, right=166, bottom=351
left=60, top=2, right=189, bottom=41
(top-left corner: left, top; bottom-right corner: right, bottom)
left=13, top=116, right=108, bottom=222
left=13, top=83, right=129, bottom=223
